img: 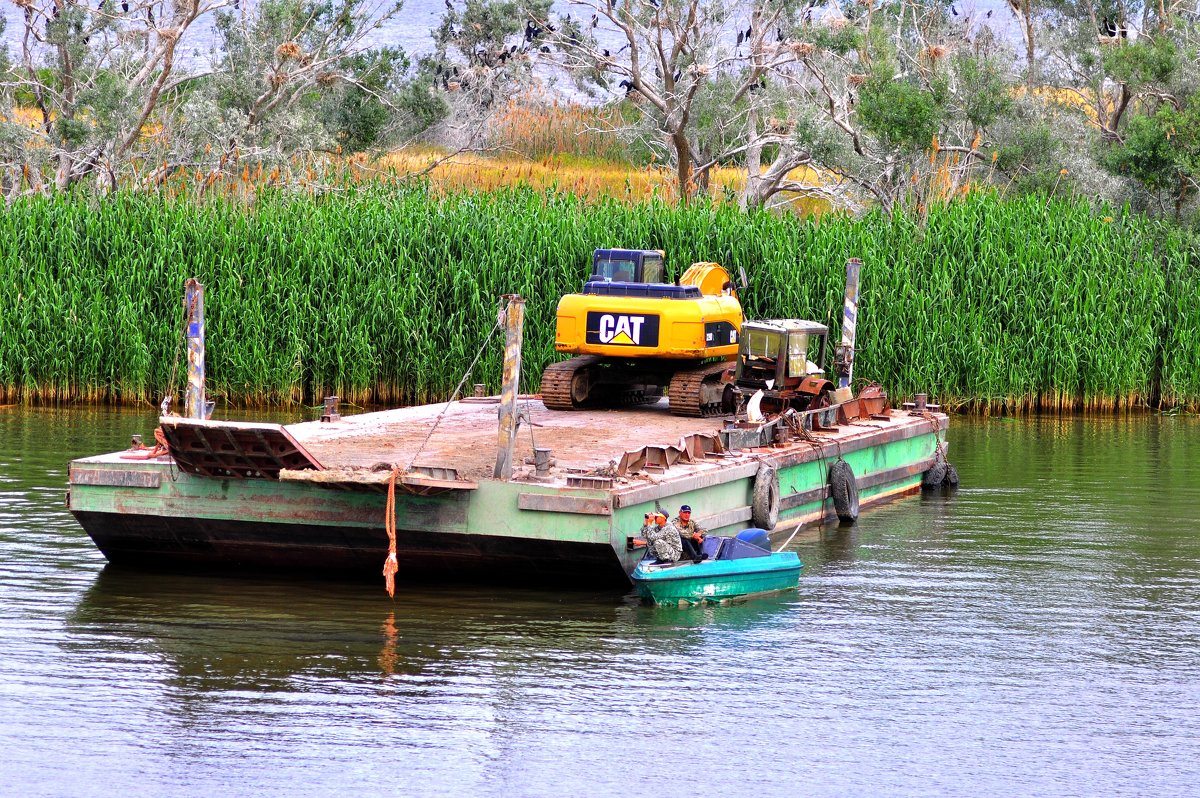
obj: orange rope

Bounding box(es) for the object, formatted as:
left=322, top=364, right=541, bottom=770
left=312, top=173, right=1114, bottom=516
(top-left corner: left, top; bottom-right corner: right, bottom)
left=382, top=468, right=399, bottom=597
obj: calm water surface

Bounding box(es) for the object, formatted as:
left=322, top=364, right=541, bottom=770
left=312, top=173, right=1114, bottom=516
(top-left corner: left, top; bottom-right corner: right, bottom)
left=2, top=406, right=1199, bottom=797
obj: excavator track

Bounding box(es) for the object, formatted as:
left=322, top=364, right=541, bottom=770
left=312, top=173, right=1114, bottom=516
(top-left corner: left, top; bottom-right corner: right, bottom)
left=540, top=355, right=603, bottom=410
left=668, top=361, right=735, bottom=417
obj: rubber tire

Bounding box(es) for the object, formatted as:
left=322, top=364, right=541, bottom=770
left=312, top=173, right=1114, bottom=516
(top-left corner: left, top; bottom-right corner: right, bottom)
left=828, top=459, right=859, bottom=523
left=922, top=461, right=947, bottom=490
left=751, top=464, right=780, bottom=530
left=942, top=463, right=959, bottom=488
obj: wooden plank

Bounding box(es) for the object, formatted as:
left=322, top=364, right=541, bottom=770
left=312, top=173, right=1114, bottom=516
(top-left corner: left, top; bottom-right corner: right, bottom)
left=401, top=475, right=479, bottom=491
left=780, top=484, right=828, bottom=511
left=518, top=492, right=612, bottom=516
left=70, top=468, right=162, bottom=489
left=858, top=458, right=934, bottom=490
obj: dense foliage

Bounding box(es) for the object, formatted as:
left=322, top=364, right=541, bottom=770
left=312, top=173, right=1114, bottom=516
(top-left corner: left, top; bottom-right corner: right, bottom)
left=1, top=187, right=1197, bottom=412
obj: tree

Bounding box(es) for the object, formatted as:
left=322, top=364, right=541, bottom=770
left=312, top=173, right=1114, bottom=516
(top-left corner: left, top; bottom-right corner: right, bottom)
left=1, top=0, right=232, bottom=192
left=0, top=0, right=438, bottom=196
left=1005, top=0, right=1038, bottom=88
left=769, top=2, right=1018, bottom=212
left=547, top=0, right=729, bottom=201
left=1038, top=1, right=1200, bottom=216
left=422, top=0, right=572, bottom=151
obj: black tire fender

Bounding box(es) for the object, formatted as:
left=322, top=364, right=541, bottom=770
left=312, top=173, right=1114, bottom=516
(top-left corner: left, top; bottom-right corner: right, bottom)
left=828, top=459, right=860, bottom=523
left=751, top=463, right=780, bottom=530
left=922, top=461, right=948, bottom=490
left=943, top=463, right=959, bottom=488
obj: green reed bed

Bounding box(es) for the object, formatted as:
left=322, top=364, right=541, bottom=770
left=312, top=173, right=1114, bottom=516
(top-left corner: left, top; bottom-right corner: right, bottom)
left=0, top=187, right=1196, bottom=412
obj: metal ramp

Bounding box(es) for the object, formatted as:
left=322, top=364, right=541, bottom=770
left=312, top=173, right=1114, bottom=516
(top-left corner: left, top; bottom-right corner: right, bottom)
left=159, top=417, right=324, bottom=479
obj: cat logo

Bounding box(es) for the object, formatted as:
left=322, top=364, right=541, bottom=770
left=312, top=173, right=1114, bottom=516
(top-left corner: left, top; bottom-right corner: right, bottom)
left=585, top=312, right=660, bottom=347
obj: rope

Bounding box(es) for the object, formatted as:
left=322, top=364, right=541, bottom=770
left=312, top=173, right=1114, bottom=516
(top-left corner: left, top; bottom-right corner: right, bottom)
left=405, top=307, right=504, bottom=472
left=384, top=300, right=506, bottom=594
left=775, top=523, right=803, bottom=554
left=382, top=468, right=399, bottom=597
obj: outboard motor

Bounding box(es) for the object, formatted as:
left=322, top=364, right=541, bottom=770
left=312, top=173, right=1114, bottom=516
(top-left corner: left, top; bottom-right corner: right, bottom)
left=735, top=528, right=771, bottom=550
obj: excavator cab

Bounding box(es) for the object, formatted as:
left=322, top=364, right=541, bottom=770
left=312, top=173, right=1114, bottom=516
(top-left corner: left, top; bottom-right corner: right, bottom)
left=590, top=249, right=665, bottom=284
left=733, top=320, right=834, bottom=416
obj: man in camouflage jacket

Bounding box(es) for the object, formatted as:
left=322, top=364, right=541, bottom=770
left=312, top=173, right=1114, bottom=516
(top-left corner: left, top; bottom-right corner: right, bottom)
left=672, top=505, right=708, bottom=562
left=639, top=511, right=682, bottom=563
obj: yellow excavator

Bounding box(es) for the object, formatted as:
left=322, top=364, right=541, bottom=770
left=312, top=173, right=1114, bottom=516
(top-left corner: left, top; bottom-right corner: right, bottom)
left=540, top=249, right=744, bottom=417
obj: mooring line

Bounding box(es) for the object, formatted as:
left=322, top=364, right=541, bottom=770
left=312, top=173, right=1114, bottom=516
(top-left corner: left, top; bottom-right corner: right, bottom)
left=405, top=303, right=505, bottom=472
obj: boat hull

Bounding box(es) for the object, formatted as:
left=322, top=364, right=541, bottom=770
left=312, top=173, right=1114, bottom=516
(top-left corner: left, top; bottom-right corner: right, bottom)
left=66, top=401, right=947, bottom=588
left=72, top=510, right=630, bottom=587
left=632, top=553, right=802, bottom=605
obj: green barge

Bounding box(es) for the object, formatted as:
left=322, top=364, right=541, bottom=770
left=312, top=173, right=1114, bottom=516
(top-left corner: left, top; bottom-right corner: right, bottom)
left=66, top=276, right=949, bottom=590
left=67, top=396, right=947, bottom=588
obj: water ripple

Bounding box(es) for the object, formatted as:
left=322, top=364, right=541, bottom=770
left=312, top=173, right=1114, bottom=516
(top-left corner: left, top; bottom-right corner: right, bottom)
left=2, top=410, right=1200, bottom=797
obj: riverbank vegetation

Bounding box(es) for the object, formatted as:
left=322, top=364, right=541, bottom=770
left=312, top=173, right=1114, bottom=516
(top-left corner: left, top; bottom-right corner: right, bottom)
left=3, top=2, right=1200, bottom=414
left=1, top=188, right=1197, bottom=413
left=3, top=1, right=1199, bottom=223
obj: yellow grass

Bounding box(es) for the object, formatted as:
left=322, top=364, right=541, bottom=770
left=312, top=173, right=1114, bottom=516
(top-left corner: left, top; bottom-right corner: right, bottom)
left=377, top=148, right=831, bottom=213
left=1015, top=85, right=1112, bottom=124
left=4, top=98, right=833, bottom=212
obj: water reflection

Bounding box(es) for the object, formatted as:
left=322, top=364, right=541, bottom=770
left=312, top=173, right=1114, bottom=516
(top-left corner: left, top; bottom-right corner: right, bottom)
left=8, top=409, right=1200, bottom=796
left=67, top=565, right=796, bottom=689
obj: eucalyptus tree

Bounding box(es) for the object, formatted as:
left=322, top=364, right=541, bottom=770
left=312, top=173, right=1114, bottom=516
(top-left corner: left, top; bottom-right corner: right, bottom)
left=0, top=0, right=437, bottom=195
left=421, top=0, right=580, bottom=151
left=1038, top=1, right=1200, bottom=217
left=543, top=0, right=1023, bottom=212
left=545, top=0, right=752, bottom=201
left=768, top=1, right=1022, bottom=212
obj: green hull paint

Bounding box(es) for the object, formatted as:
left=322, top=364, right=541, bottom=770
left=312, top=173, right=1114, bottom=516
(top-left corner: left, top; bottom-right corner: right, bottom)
left=69, top=421, right=945, bottom=583
left=633, top=553, right=802, bottom=605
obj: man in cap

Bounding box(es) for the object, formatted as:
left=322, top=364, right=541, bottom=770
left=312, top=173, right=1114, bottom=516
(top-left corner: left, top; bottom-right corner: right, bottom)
left=672, top=504, right=708, bottom=563
left=635, top=510, right=682, bottom=564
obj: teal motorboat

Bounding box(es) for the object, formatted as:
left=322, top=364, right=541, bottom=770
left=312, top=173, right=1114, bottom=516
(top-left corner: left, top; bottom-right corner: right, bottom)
left=631, top=529, right=802, bottom=606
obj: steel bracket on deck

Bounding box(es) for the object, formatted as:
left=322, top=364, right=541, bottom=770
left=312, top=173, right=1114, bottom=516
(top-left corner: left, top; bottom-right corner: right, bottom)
left=616, top=432, right=724, bottom=476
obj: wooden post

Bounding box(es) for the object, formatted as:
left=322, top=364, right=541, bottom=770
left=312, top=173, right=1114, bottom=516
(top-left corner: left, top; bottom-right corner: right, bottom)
left=837, top=258, right=861, bottom=390
left=494, top=296, right=526, bottom=480
left=184, top=278, right=206, bottom=420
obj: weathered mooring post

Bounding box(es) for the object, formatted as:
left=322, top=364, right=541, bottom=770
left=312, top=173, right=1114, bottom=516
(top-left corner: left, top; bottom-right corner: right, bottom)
left=835, top=258, right=862, bottom=390
left=494, top=295, right=526, bottom=480
left=184, top=278, right=206, bottom=420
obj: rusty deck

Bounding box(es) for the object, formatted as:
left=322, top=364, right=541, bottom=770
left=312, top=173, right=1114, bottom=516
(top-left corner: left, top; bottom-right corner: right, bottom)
left=281, top=398, right=732, bottom=482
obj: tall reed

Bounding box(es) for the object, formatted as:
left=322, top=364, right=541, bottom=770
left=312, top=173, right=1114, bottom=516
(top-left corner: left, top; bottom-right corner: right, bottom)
left=0, top=188, right=1195, bottom=412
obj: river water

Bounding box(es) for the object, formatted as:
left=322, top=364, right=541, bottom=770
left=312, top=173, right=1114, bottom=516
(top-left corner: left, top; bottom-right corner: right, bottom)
left=2, top=406, right=1198, bottom=797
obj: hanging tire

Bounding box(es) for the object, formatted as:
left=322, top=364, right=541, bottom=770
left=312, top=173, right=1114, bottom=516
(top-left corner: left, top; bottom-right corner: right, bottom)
left=922, top=461, right=947, bottom=490
left=828, top=459, right=859, bottom=523
left=942, top=463, right=959, bottom=488
left=751, top=463, right=780, bottom=530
